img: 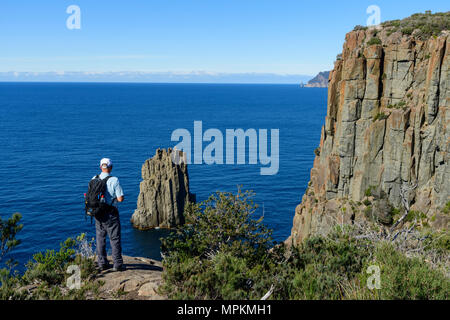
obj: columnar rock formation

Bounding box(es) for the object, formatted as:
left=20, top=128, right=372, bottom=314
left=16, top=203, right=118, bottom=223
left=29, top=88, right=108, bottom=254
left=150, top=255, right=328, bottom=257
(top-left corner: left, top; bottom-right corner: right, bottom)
left=131, top=148, right=195, bottom=230
left=289, top=16, right=449, bottom=245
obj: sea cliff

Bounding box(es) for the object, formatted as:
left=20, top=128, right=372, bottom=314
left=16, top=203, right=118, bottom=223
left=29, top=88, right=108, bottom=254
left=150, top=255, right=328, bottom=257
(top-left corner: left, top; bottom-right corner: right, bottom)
left=289, top=13, right=450, bottom=245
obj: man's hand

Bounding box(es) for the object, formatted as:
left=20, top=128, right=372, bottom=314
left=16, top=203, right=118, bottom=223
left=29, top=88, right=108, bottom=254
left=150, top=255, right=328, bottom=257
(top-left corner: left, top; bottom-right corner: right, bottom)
left=116, top=196, right=124, bottom=202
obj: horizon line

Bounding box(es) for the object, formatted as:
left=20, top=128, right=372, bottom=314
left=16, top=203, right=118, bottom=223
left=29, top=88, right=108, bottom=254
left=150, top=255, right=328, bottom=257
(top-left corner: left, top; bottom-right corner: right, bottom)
left=0, top=70, right=316, bottom=76
left=0, top=80, right=329, bottom=86
left=0, top=71, right=319, bottom=85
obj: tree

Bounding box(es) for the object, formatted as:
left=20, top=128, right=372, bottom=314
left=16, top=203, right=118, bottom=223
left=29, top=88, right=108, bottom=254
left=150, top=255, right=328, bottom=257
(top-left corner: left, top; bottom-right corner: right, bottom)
left=0, top=213, right=23, bottom=266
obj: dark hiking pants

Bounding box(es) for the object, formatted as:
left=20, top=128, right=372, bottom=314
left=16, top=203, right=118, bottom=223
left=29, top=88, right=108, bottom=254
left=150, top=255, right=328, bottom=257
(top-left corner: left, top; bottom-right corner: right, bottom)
left=95, top=209, right=123, bottom=268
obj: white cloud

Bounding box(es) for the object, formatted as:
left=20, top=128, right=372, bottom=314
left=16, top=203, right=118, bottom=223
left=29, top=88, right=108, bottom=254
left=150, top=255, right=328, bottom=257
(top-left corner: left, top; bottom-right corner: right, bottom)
left=0, top=71, right=315, bottom=84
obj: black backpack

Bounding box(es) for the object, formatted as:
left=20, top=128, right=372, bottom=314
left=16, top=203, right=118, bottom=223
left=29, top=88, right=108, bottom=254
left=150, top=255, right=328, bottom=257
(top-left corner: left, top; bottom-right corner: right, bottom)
left=85, top=175, right=113, bottom=218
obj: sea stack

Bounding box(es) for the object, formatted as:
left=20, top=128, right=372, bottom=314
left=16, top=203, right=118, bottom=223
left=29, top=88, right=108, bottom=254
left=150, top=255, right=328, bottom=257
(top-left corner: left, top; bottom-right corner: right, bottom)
left=289, top=14, right=449, bottom=245
left=131, top=148, right=195, bottom=230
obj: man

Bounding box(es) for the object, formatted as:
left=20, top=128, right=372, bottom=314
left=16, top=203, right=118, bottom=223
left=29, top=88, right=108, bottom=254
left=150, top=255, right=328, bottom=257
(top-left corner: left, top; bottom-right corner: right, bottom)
left=92, top=158, right=125, bottom=272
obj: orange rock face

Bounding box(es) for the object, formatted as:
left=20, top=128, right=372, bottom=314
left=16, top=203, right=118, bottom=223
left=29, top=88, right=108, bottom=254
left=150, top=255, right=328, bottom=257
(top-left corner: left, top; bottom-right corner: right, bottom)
left=288, top=27, right=449, bottom=246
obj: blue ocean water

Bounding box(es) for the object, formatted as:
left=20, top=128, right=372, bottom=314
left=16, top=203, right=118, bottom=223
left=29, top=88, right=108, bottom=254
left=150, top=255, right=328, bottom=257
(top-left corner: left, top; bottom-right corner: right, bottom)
left=0, top=83, right=327, bottom=269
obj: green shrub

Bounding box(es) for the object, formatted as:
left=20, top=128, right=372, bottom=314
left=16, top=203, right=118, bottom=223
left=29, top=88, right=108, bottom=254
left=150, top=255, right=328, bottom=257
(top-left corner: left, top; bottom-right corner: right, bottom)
left=367, top=37, right=382, bottom=46
left=401, top=27, right=414, bottom=35
left=354, top=25, right=368, bottom=31
left=23, top=238, right=78, bottom=285
left=428, top=231, right=450, bottom=252
left=443, top=201, right=450, bottom=215
left=404, top=210, right=427, bottom=223
left=0, top=268, right=27, bottom=300
left=0, top=213, right=25, bottom=300
left=0, top=229, right=99, bottom=300
left=23, top=234, right=97, bottom=288
left=373, top=112, right=389, bottom=122
left=381, top=11, right=449, bottom=40
left=161, top=189, right=275, bottom=299
left=261, top=228, right=371, bottom=300
left=390, top=207, right=401, bottom=220
left=363, top=244, right=450, bottom=299
left=161, top=189, right=450, bottom=300
left=387, top=102, right=407, bottom=110
left=364, top=186, right=377, bottom=197
left=0, top=213, right=23, bottom=265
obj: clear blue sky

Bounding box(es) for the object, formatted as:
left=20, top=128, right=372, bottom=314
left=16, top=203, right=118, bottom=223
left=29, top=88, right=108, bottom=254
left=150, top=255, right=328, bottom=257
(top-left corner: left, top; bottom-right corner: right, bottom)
left=0, top=0, right=448, bottom=75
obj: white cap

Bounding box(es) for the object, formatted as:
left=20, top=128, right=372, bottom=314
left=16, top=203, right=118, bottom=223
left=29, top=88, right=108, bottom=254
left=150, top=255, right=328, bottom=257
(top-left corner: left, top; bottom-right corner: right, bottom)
left=100, top=158, right=113, bottom=168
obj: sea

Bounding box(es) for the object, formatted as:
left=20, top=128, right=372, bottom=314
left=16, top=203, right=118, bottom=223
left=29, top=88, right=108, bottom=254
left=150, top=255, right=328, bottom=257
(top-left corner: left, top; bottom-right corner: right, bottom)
left=0, top=82, right=327, bottom=270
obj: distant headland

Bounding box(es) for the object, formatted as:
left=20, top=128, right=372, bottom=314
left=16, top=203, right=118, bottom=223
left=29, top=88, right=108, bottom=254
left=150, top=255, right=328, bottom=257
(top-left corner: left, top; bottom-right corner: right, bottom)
left=300, top=71, right=330, bottom=88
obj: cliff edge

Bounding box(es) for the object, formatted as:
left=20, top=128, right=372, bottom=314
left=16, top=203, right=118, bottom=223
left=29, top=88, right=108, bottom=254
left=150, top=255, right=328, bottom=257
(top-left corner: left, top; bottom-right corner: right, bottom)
left=289, top=12, right=450, bottom=245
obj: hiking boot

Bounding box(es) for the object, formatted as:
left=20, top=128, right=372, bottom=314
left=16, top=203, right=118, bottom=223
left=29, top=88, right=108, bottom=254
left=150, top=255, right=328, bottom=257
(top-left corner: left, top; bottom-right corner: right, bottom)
left=112, top=265, right=126, bottom=272
left=96, top=263, right=111, bottom=271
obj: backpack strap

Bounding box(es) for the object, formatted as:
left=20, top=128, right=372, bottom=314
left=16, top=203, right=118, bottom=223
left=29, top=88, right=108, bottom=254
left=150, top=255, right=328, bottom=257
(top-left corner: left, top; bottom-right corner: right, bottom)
left=97, top=176, right=111, bottom=192
left=101, top=176, right=112, bottom=188
left=101, top=176, right=113, bottom=203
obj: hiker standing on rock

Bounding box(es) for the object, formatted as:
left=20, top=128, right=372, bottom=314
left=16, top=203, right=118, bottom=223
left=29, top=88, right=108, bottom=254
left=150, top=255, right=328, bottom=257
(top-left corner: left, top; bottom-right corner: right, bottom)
left=85, top=158, right=125, bottom=272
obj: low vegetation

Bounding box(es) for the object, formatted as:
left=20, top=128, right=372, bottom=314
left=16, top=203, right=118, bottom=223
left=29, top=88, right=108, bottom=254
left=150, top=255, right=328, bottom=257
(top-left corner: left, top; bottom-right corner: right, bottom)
left=443, top=201, right=450, bottom=215
left=0, top=213, right=100, bottom=300
left=160, top=189, right=449, bottom=300
left=367, top=37, right=382, bottom=46
left=373, top=112, right=389, bottom=122
left=2, top=190, right=449, bottom=300
left=354, top=11, right=449, bottom=40
left=387, top=101, right=407, bottom=110
left=382, top=11, right=449, bottom=40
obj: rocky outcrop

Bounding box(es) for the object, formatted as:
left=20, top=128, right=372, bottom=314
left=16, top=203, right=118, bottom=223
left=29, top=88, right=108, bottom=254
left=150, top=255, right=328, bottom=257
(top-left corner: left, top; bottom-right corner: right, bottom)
left=96, top=256, right=165, bottom=300
left=304, top=71, right=331, bottom=88
left=131, top=148, right=195, bottom=230
left=17, top=256, right=165, bottom=300
left=289, top=15, right=449, bottom=245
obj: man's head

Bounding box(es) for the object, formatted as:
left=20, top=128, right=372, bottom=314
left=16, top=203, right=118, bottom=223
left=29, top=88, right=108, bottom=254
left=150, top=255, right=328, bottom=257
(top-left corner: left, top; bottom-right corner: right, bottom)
left=100, top=158, right=113, bottom=173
